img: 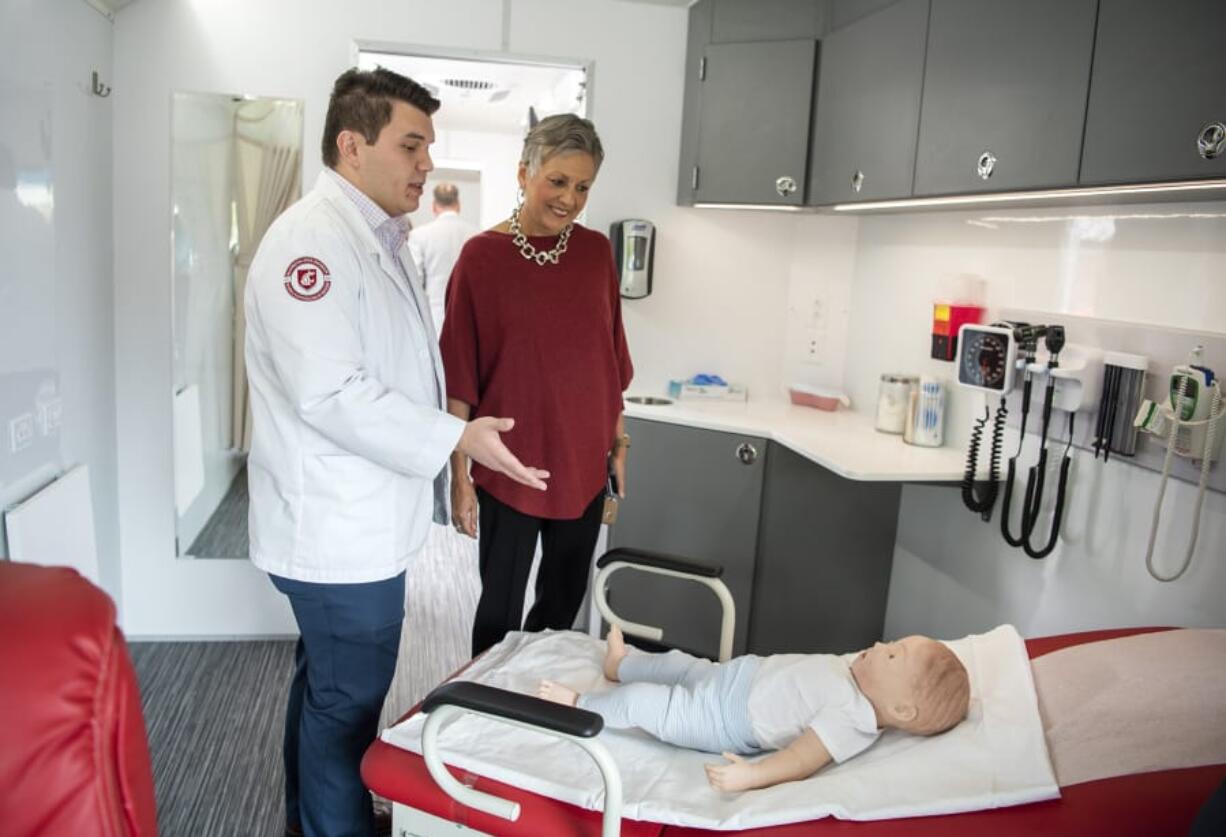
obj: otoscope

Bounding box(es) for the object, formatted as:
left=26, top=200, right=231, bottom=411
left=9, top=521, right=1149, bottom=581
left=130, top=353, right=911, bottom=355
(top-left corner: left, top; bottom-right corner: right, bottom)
left=1022, top=326, right=1073, bottom=559
left=1000, top=325, right=1047, bottom=547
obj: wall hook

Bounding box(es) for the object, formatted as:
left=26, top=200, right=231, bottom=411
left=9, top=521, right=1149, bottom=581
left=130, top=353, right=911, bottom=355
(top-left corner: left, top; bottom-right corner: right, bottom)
left=92, top=71, right=111, bottom=98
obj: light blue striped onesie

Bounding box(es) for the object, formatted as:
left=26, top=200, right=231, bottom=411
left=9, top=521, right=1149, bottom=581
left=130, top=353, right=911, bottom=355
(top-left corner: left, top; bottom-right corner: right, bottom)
left=576, top=648, right=762, bottom=755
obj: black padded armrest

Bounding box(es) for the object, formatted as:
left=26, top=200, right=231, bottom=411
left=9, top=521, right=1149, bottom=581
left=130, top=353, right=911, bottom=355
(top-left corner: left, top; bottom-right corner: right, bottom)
left=595, top=547, right=723, bottom=578
left=422, top=681, right=604, bottom=739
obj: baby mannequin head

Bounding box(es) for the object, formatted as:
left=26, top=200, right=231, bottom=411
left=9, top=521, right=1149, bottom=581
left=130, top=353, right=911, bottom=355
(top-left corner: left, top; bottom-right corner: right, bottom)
left=851, top=636, right=970, bottom=735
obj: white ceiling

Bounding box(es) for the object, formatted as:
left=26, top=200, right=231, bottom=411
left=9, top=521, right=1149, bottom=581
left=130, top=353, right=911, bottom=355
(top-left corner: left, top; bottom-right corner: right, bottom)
left=359, top=51, right=587, bottom=135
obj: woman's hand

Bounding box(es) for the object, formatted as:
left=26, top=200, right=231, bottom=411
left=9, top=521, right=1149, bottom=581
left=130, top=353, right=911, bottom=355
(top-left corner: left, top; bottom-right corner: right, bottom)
left=610, top=445, right=627, bottom=499
left=451, top=475, right=479, bottom=538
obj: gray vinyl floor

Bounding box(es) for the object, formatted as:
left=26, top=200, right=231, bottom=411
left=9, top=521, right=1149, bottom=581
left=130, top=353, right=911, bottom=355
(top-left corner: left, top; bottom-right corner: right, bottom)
left=186, top=467, right=250, bottom=559
left=131, top=523, right=482, bottom=836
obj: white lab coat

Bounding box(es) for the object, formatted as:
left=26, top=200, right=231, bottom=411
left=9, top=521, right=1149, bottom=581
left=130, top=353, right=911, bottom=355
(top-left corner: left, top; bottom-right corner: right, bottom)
left=408, top=210, right=479, bottom=333
left=244, top=171, right=465, bottom=583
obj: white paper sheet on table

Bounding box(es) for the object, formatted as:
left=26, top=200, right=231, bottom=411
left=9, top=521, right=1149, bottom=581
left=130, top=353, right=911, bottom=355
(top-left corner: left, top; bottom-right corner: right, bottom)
left=382, top=625, right=1058, bottom=830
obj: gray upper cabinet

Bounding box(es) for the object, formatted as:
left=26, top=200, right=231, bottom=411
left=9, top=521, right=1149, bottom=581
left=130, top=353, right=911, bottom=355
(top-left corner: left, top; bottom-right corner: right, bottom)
left=912, top=0, right=1098, bottom=197
left=807, top=0, right=930, bottom=205
left=693, top=39, right=818, bottom=205
left=606, top=419, right=765, bottom=659
left=711, top=0, right=826, bottom=42
left=676, top=0, right=714, bottom=206
left=1080, top=0, right=1226, bottom=185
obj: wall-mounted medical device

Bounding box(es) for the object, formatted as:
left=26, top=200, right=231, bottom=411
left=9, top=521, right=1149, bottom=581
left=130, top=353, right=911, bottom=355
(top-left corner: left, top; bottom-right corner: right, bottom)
left=610, top=219, right=655, bottom=299
left=997, top=309, right=1226, bottom=584
left=955, top=322, right=1102, bottom=559
left=956, top=324, right=1018, bottom=393
left=1135, top=346, right=1225, bottom=582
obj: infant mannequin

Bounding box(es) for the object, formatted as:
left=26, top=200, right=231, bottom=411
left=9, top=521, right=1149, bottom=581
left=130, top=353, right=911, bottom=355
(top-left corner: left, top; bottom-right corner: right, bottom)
left=538, top=626, right=970, bottom=793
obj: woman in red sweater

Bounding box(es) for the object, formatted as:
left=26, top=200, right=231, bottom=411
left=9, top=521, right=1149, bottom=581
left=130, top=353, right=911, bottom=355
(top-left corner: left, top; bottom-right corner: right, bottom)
left=440, top=114, right=634, bottom=656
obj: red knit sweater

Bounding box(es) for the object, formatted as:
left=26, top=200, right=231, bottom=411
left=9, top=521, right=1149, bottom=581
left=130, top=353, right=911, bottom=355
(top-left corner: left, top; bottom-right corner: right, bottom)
left=440, top=224, right=634, bottom=519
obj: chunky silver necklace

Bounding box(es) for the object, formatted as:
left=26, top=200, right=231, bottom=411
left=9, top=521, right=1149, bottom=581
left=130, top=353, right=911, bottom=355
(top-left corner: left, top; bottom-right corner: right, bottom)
left=509, top=205, right=573, bottom=265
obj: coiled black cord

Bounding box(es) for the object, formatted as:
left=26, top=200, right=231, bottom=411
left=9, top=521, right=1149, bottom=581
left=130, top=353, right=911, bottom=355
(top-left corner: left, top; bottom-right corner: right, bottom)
left=962, top=397, right=1006, bottom=520
left=1024, top=412, right=1075, bottom=559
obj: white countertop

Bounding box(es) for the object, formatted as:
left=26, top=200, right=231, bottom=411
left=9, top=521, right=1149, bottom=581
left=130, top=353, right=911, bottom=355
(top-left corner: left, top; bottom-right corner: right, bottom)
left=623, top=396, right=968, bottom=482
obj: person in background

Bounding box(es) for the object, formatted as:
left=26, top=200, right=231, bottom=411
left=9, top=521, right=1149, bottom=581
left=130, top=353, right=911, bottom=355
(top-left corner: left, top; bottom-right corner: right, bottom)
left=440, top=113, right=634, bottom=657
left=244, top=67, right=548, bottom=837
left=408, top=181, right=478, bottom=333
left=539, top=627, right=971, bottom=793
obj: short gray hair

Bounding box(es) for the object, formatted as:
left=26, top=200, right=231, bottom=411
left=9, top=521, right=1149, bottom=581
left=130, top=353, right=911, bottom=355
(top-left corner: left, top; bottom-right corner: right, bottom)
left=521, top=114, right=604, bottom=176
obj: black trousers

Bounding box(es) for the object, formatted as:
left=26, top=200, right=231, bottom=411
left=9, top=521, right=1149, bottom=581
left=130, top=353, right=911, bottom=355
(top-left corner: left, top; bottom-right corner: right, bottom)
left=472, top=487, right=605, bottom=657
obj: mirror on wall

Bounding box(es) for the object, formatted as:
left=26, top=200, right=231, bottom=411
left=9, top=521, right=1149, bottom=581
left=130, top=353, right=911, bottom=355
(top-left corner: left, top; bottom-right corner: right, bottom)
left=171, top=92, right=303, bottom=559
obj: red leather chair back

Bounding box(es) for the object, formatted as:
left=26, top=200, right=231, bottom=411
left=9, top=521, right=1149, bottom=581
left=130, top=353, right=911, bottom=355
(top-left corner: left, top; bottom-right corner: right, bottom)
left=0, top=561, right=158, bottom=836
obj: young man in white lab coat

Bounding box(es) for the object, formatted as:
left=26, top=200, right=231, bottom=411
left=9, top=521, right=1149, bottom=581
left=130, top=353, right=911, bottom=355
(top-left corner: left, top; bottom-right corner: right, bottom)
left=244, top=67, right=549, bottom=837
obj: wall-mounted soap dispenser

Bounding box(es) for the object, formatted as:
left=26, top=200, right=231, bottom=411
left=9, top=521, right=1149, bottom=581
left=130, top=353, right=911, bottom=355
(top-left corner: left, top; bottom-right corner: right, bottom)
left=610, top=219, right=654, bottom=299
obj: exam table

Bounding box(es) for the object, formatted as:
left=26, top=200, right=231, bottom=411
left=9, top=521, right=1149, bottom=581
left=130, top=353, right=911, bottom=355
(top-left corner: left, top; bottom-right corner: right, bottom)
left=362, top=550, right=1226, bottom=836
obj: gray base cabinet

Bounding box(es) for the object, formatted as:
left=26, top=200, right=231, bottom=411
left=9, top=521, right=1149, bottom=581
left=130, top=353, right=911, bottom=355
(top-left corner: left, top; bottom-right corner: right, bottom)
left=1080, top=0, right=1226, bottom=185
left=749, top=443, right=899, bottom=655
left=608, top=418, right=901, bottom=658
left=606, top=418, right=766, bottom=659
left=912, top=0, right=1098, bottom=196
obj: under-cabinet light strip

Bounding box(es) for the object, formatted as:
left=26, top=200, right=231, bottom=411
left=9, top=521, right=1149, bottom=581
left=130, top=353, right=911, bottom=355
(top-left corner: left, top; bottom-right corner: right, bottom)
left=693, top=179, right=1226, bottom=212
left=829, top=179, right=1226, bottom=211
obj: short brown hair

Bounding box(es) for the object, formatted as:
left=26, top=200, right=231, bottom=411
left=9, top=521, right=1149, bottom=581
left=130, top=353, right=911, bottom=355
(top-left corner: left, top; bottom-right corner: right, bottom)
left=907, top=641, right=970, bottom=736
left=321, top=67, right=440, bottom=168
left=433, top=182, right=460, bottom=208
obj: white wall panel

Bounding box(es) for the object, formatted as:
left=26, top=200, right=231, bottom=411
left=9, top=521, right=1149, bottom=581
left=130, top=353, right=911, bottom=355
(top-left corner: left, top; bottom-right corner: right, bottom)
left=0, top=0, right=119, bottom=604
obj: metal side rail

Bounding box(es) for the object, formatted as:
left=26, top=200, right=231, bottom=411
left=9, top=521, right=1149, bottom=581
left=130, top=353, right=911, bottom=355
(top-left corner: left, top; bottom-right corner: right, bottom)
left=420, top=681, right=624, bottom=837
left=593, top=547, right=736, bottom=663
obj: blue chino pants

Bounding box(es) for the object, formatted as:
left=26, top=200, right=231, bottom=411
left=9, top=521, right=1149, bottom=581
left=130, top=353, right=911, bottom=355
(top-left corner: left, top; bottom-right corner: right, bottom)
left=271, top=572, right=405, bottom=837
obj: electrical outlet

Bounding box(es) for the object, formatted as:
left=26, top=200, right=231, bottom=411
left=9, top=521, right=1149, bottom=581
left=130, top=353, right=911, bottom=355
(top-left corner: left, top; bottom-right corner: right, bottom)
left=37, top=397, right=63, bottom=435
left=9, top=412, right=34, bottom=453
left=803, top=328, right=822, bottom=364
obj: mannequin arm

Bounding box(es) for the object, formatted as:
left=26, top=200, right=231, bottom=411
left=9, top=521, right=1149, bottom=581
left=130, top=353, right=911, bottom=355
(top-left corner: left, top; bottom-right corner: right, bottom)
left=704, top=729, right=832, bottom=793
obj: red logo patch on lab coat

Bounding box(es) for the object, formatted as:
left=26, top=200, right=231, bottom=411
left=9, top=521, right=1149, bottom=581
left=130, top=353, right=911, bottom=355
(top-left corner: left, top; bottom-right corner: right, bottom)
left=284, top=257, right=332, bottom=301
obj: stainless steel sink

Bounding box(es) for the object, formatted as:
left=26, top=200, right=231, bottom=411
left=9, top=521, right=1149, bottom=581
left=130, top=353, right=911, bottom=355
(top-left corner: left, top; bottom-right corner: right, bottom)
left=625, top=395, right=674, bottom=406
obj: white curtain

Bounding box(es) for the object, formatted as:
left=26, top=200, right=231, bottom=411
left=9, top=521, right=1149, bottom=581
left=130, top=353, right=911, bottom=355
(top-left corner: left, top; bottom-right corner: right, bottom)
left=230, top=102, right=302, bottom=452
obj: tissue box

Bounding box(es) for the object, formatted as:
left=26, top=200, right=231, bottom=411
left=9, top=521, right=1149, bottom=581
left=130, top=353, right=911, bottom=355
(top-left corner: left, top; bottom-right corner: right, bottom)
left=678, top=383, right=748, bottom=401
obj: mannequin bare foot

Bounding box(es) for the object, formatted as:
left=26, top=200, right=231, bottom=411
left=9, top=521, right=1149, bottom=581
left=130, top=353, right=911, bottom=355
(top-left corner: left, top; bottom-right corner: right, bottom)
left=537, top=680, right=579, bottom=707
left=604, top=625, right=628, bottom=682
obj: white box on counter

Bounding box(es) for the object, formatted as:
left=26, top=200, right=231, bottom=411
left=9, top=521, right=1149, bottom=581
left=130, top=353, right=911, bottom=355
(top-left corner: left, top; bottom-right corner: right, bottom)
left=677, top=383, right=748, bottom=402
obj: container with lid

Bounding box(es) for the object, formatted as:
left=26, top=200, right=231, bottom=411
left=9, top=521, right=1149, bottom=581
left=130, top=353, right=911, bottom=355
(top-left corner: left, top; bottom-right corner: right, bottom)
left=875, top=373, right=918, bottom=434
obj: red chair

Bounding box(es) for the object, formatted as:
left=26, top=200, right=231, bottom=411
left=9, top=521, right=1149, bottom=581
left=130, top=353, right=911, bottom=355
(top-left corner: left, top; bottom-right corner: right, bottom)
left=0, top=561, right=158, bottom=836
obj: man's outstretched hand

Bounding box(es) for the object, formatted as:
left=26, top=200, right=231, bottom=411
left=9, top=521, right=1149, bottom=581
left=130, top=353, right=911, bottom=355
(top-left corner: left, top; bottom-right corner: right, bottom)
left=457, top=417, right=549, bottom=490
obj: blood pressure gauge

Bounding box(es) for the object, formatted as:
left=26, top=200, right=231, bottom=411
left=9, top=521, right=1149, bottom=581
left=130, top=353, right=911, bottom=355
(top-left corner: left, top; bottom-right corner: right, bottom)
left=957, top=324, right=1018, bottom=394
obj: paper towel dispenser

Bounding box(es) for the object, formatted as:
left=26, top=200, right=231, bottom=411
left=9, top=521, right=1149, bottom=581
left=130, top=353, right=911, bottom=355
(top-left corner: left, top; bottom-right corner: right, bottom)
left=610, top=219, right=654, bottom=299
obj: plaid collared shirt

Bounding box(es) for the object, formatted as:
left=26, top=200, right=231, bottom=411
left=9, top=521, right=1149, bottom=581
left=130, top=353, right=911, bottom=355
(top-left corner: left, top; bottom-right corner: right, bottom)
left=326, top=168, right=413, bottom=265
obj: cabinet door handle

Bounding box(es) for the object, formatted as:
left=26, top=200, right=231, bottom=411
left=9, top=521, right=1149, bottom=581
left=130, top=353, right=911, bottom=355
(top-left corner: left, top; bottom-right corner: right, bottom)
left=976, top=150, right=996, bottom=180
left=775, top=176, right=797, bottom=196
left=851, top=170, right=865, bottom=193
left=1198, top=121, right=1226, bottom=160
left=735, top=442, right=758, bottom=465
